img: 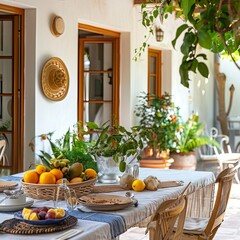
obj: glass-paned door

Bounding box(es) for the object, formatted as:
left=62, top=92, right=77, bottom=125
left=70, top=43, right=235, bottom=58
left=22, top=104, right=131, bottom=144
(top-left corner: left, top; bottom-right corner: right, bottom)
left=0, top=14, right=22, bottom=175
left=79, top=38, right=118, bottom=127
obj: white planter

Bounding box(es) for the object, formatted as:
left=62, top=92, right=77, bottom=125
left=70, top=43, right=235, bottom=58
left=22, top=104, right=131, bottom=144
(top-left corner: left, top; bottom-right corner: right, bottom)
left=96, top=156, right=121, bottom=183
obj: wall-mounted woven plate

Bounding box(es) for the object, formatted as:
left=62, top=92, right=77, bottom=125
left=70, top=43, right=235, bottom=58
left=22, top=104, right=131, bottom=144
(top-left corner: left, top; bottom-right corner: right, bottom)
left=41, top=57, right=69, bottom=101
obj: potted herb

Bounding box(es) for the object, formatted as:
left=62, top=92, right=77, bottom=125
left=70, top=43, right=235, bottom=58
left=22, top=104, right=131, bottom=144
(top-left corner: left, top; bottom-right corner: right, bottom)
left=36, top=123, right=98, bottom=173
left=134, top=92, right=181, bottom=158
left=88, top=122, right=143, bottom=183
left=170, top=114, right=219, bottom=170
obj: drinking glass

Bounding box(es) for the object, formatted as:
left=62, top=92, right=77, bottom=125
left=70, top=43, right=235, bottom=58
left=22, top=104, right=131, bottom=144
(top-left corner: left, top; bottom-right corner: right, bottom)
left=125, top=162, right=139, bottom=179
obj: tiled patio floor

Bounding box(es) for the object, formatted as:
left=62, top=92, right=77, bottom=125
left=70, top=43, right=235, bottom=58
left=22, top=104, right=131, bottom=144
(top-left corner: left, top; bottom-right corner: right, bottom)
left=120, top=163, right=240, bottom=240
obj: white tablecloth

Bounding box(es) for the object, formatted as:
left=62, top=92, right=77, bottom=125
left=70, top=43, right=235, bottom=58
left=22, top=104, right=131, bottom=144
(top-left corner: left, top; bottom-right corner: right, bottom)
left=0, top=168, right=215, bottom=240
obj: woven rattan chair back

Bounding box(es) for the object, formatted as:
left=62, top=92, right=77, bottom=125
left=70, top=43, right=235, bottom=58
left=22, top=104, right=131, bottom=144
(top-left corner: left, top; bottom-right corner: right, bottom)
left=202, top=165, right=238, bottom=239
left=146, top=183, right=191, bottom=240
left=0, top=139, right=7, bottom=166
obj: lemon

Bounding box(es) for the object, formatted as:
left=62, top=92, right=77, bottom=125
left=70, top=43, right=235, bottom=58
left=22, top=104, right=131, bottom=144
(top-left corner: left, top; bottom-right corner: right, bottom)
left=132, top=179, right=145, bottom=192
left=29, top=212, right=39, bottom=221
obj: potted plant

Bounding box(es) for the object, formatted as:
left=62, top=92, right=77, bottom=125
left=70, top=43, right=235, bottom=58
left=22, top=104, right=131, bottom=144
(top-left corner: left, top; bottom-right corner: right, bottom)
left=169, top=114, right=219, bottom=170
left=87, top=122, right=143, bottom=183
left=134, top=92, right=181, bottom=158
left=34, top=122, right=98, bottom=173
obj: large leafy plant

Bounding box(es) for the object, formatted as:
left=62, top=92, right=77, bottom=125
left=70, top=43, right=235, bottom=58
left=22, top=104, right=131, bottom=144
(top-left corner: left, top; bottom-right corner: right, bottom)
left=135, top=0, right=240, bottom=87
left=172, top=114, right=219, bottom=152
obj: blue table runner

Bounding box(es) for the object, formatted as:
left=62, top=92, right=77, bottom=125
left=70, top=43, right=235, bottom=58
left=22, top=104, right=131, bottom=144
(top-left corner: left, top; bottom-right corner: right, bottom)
left=70, top=210, right=126, bottom=238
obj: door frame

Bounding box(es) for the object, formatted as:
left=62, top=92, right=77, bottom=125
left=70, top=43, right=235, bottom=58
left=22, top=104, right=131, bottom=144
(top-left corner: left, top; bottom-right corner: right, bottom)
left=0, top=4, right=24, bottom=173
left=78, top=23, right=120, bottom=125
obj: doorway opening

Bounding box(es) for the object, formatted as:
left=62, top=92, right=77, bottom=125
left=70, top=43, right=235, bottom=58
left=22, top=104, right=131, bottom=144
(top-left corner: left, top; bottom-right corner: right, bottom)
left=0, top=5, right=24, bottom=176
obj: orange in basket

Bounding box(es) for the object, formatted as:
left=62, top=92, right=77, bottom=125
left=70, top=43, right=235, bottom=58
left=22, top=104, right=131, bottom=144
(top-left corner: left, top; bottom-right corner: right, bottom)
left=23, top=170, right=39, bottom=184
left=39, top=172, right=56, bottom=184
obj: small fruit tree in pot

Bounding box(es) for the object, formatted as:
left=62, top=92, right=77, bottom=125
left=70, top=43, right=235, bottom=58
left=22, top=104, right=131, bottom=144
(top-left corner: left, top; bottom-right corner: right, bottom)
left=134, top=92, right=181, bottom=158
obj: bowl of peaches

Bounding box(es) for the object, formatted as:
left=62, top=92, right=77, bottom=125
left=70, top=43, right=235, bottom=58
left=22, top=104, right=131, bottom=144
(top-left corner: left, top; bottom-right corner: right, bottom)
left=14, top=207, right=68, bottom=225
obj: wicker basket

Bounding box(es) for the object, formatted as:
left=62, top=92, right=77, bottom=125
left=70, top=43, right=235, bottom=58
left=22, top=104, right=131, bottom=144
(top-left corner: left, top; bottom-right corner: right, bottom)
left=20, top=178, right=97, bottom=201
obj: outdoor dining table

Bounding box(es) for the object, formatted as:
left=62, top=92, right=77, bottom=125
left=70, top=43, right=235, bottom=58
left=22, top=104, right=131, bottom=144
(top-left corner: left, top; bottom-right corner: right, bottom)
left=0, top=168, right=216, bottom=240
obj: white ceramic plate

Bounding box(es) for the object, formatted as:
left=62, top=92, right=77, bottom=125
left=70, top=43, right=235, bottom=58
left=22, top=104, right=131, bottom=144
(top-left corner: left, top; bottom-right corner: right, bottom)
left=0, top=199, right=34, bottom=212
left=78, top=194, right=133, bottom=211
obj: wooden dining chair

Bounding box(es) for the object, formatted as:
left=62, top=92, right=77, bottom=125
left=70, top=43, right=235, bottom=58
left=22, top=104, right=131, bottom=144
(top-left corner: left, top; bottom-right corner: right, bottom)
left=145, top=182, right=191, bottom=240
left=0, top=139, right=8, bottom=166
left=180, top=165, right=238, bottom=240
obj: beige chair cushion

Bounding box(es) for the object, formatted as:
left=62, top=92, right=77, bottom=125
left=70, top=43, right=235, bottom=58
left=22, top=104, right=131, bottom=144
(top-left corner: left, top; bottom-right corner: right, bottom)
left=183, top=217, right=209, bottom=235
left=200, top=155, right=218, bottom=161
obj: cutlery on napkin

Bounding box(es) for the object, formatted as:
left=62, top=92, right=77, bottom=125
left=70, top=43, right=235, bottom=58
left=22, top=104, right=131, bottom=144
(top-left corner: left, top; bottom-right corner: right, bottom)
left=52, top=229, right=83, bottom=240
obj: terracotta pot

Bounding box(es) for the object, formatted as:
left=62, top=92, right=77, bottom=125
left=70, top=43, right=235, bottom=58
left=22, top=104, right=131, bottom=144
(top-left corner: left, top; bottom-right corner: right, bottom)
left=142, top=147, right=154, bottom=158
left=170, top=151, right=197, bottom=170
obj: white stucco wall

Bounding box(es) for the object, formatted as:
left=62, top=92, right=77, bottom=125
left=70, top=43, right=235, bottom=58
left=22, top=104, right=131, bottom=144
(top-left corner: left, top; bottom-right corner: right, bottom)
left=0, top=0, right=215, bottom=169
left=219, top=58, right=240, bottom=118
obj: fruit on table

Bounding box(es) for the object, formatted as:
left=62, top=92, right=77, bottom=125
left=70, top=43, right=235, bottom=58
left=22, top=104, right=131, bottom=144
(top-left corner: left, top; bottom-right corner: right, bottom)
left=50, top=158, right=70, bottom=169
left=45, top=211, right=56, bottom=219
left=84, top=168, right=97, bottom=179
left=38, top=211, right=47, bottom=220
left=56, top=178, right=70, bottom=184
left=23, top=162, right=96, bottom=184
left=120, top=173, right=135, bottom=190
left=22, top=207, right=65, bottom=220
left=50, top=168, right=64, bottom=180
left=49, top=208, right=65, bottom=218
left=132, top=179, right=146, bottom=192
left=143, top=175, right=160, bottom=191
left=70, top=177, right=83, bottom=183
left=36, top=165, right=46, bottom=175
left=39, top=172, right=56, bottom=184
left=69, top=162, right=83, bottom=179
left=23, top=170, right=39, bottom=184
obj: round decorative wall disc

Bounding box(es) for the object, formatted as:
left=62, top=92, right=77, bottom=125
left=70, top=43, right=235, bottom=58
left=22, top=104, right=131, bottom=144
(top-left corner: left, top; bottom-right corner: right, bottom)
left=51, top=16, right=65, bottom=37
left=41, top=57, right=69, bottom=101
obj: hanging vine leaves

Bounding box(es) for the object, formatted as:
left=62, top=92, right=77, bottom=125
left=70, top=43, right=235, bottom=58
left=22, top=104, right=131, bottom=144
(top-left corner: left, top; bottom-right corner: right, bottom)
left=136, top=0, right=240, bottom=88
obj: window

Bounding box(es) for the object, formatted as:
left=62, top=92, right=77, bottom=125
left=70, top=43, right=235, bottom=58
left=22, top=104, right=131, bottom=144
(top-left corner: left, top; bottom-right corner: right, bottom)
left=148, top=49, right=162, bottom=96
left=78, top=24, right=120, bottom=126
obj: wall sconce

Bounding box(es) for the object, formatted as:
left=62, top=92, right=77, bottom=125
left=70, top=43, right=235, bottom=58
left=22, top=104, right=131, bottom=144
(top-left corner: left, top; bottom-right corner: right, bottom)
left=155, top=27, right=164, bottom=42
left=107, top=68, right=112, bottom=85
